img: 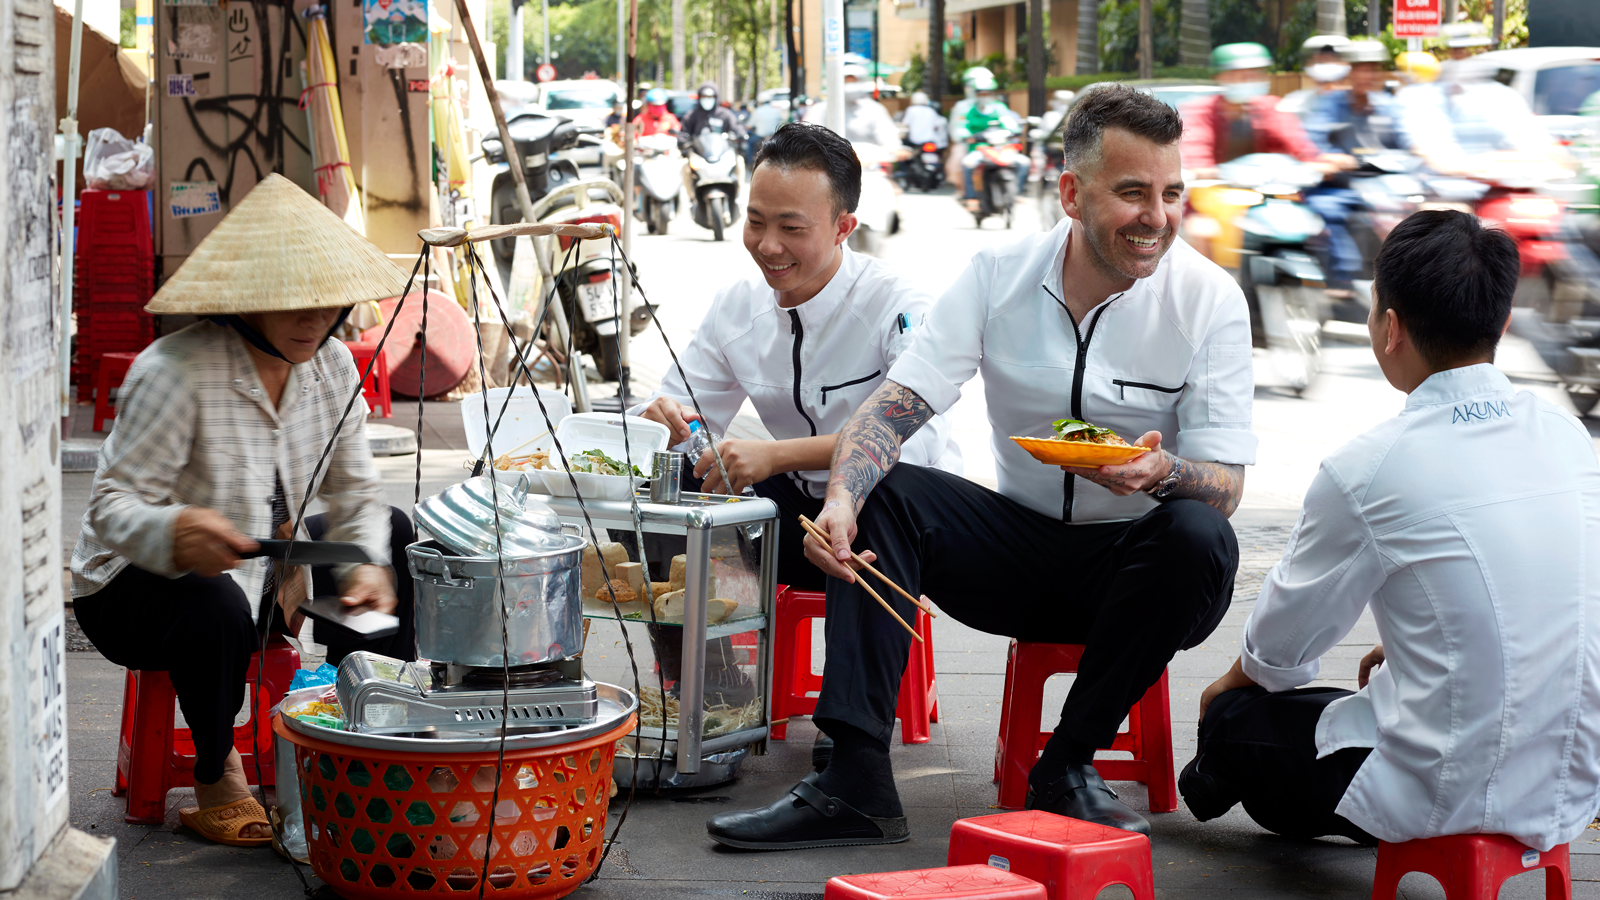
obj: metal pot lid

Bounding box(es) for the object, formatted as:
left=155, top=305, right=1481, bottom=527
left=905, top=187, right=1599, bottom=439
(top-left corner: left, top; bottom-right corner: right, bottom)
left=415, top=474, right=567, bottom=558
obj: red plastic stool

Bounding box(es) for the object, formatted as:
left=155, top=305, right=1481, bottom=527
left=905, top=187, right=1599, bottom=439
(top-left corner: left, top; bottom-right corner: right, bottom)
left=1372, top=835, right=1571, bottom=900
left=769, top=587, right=937, bottom=744
left=92, top=351, right=139, bottom=431
left=993, top=641, right=1176, bottom=812
left=343, top=340, right=393, bottom=418
left=113, top=635, right=300, bottom=824
left=826, top=865, right=1048, bottom=900
left=948, top=810, right=1153, bottom=900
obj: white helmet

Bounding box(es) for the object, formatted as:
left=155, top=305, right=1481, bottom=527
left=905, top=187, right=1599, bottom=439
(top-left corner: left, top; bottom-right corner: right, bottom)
left=911, top=91, right=929, bottom=106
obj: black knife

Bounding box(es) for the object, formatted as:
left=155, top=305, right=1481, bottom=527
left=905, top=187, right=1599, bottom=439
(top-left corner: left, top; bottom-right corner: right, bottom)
left=298, top=595, right=401, bottom=639
left=244, top=540, right=374, bottom=567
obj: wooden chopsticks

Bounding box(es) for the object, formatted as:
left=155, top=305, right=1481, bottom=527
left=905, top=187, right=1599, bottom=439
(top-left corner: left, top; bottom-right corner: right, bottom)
left=796, top=515, right=934, bottom=643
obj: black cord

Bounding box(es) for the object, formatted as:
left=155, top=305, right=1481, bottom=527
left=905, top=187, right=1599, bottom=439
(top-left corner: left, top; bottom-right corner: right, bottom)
left=415, top=254, right=430, bottom=511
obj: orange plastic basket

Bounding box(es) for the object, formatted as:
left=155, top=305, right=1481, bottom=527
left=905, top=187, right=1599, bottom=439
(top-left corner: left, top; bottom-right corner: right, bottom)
left=275, top=712, right=635, bottom=899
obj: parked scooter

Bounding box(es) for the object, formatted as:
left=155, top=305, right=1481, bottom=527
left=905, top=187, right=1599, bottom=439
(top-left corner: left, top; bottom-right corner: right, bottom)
left=633, top=132, right=683, bottom=235
left=965, top=125, right=1025, bottom=229
left=684, top=120, right=743, bottom=240
left=483, top=111, right=584, bottom=288
left=1187, top=153, right=1327, bottom=394
left=850, top=142, right=902, bottom=257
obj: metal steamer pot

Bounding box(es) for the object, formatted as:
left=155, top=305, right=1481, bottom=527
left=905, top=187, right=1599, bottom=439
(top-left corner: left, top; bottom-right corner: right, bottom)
left=407, top=537, right=586, bottom=667
left=410, top=474, right=587, bottom=667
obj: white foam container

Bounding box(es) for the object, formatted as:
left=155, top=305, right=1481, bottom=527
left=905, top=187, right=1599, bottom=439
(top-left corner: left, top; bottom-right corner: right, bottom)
left=536, top=413, right=670, bottom=500
left=460, top=387, right=573, bottom=460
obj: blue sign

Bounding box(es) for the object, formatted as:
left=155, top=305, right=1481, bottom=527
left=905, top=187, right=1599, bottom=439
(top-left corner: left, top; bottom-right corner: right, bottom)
left=847, top=27, right=873, bottom=59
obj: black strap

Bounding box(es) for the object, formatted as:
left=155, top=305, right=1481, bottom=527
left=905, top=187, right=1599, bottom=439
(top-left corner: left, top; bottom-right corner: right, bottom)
left=790, top=779, right=843, bottom=817
left=210, top=306, right=355, bottom=362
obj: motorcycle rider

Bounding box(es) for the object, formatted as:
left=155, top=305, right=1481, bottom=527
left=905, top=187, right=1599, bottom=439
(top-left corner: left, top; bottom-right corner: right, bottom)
left=1178, top=43, right=1334, bottom=178
left=955, top=67, right=1027, bottom=212
left=635, top=87, right=681, bottom=137
left=900, top=91, right=948, bottom=151
left=803, top=63, right=901, bottom=148
left=1279, top=34, right=1351, bottom=117
left=1393, top=57, right=1561, bottom=179
left=678, top=81, right=746, bottom=153
left=1301, top=40, right=1403, bottom=292
left=1440, top=21, right=1493, bottom=62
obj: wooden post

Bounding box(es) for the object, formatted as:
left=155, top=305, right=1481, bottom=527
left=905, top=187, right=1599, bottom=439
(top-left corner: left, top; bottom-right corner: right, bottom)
left=1137, top=0, right=1153, bottom=80
left=1027, top=0, right=1045, bottom=117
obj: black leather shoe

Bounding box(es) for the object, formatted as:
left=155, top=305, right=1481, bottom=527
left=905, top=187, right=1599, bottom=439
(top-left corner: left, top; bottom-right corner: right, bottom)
left=1025, top=764, right=1151, bottom=836
left=811, top=732, right=834, bottom=773
left=1177, top=752, right=1238, bottom=822
left=706, top=773, right=909, bottom=850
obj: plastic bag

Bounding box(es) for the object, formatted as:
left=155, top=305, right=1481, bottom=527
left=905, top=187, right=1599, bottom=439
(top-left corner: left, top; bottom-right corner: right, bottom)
left=82, top=127, right=154, bottom=190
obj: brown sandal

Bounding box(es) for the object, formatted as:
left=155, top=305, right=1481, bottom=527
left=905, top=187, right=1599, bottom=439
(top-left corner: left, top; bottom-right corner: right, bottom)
left=179, top=796, right=273, bottom=847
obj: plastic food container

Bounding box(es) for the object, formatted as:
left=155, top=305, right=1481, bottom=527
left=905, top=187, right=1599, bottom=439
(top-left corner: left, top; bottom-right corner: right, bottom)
left=535, top=413, right=669, bottom=501
left=460, top=387, right=573, bottom=461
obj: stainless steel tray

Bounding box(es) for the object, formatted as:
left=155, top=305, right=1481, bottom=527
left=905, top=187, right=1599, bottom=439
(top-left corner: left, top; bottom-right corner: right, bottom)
left=279, top=682, right=638, bottom=753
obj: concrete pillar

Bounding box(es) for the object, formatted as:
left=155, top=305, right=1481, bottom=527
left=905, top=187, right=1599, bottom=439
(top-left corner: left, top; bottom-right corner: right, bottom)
left=1075, top=0, right=1096, bottom=73
left=1, top=0, right=117, bottom=891
left=1049, top=0, right=1077, bottom=76
left=974, top=7, right=1005, bottom=58
left=1002, top=4, right=1017, bottom=60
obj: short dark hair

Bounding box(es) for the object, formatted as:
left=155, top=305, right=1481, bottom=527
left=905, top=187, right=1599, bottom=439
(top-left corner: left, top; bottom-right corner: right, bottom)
left=751, top=122, right=861, bottom=216
left=1373, top=209, right=1520, bottom=366
left=1059, top=82, right=1184, bottom=176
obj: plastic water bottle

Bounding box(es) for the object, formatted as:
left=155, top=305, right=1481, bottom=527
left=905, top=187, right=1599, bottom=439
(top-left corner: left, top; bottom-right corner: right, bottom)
left=686, top=421, right=763, bottom=539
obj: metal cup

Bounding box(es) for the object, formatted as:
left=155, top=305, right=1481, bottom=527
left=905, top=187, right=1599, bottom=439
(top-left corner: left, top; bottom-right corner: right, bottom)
left=650, top=451, right=683, bottom=504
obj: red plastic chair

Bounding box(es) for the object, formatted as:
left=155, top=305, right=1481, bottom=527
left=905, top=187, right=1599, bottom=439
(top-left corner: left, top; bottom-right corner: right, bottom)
left=993, top=641, right=1176, bottom=812
left=113, top=635, right=300, bottom=824
left=769, top=587, right=937, bottom=744
left=342, top=340, right=393, bottom=418
left=948, top=810, right=1153, bottom=900
left=826, top=864, right=1048, bottom=900
left=92, top=351, right=140, bottom=431
left=1372, top=834, right=1571, bottom=900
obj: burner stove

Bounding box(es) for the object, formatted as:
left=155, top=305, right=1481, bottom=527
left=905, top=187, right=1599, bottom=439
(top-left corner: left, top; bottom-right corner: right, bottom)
left=339, top=652, right=601, bottom=736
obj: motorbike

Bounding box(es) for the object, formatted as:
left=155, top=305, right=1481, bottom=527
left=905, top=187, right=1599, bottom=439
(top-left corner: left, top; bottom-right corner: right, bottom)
left=633, top=132, right=683, bottom=235
left=1187, top=153, right=1327, bottom=394
left=965, top=125, right=1025, bottom=229
left=897, top=140, right=944, bottom=192
left=684, top=120, right=743, bottom=241
left=484, top=111, right=584, bottom=289
left=849, top=142, right=902, bottom=257
left=1321, top=131, right=1429, bottom=323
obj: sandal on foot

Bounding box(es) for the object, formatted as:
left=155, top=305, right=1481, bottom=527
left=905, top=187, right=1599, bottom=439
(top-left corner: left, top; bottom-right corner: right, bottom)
left=179, top=796, right=273, bottom=848
left=706, top=773, right=908, bottom=850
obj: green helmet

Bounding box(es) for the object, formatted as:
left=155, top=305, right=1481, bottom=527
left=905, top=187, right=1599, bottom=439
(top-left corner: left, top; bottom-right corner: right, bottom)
left=1211, top=42, right=1273, bottom=73
left=963, top=66, right=998, bottom=91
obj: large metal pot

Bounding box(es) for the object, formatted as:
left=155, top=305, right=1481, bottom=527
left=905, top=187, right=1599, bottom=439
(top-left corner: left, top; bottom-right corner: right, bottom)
left=407, top=536, right=586, bottom=667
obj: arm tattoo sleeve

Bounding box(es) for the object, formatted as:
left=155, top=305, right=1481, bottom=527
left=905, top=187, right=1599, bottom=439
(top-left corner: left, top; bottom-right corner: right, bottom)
left=1162, top=453, right=1245, bottom=517
left=829, top=380, right=935, bottom=508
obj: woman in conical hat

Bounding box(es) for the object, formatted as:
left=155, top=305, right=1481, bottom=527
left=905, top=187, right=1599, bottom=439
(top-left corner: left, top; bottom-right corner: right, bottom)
left=70, top=175, right=418, bottom=848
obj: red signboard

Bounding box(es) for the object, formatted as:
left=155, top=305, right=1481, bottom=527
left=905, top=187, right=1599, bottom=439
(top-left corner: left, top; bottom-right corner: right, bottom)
left=536, top=63, right=557, bottom=83
left=1394, top=0, right=1441, bottom=37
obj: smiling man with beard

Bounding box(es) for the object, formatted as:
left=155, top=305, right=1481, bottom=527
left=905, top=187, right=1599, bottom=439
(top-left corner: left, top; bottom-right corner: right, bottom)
left=705, top=83, right=1257, bottom=850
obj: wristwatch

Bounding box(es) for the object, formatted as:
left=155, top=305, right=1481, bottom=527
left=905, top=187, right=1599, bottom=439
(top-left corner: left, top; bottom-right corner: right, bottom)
left=1145, top=453, right=1183, bottom=501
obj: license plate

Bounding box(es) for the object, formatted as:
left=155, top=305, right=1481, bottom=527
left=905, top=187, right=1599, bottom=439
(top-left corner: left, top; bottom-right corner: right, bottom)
left=577, top=279, right=614, bottom=322
left=922, top=152, right=940, bottom=164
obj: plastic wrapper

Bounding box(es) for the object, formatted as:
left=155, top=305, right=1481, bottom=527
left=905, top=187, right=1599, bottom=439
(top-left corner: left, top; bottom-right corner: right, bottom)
left=82, top=127, right=154, bottom=190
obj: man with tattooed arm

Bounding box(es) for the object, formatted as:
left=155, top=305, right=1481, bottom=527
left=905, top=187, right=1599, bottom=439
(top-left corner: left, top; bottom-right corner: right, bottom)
left=706, top=83, right=1258, bottom=849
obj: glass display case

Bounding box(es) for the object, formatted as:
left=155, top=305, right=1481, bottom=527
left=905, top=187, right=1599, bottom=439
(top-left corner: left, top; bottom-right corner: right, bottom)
left=536, top=490, right=777, bottom=776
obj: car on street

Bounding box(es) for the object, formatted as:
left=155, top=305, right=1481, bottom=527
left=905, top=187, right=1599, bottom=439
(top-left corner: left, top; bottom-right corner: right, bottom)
left=1471, top=47, right=1600, bottom=142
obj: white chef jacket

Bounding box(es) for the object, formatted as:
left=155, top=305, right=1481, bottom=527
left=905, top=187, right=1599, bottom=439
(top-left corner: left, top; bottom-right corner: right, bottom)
left=1241, top=364, right=1600, bottom=851
left=887, top=217, right=1257, bottom=523
left=637, top=246, right=960, bottom=498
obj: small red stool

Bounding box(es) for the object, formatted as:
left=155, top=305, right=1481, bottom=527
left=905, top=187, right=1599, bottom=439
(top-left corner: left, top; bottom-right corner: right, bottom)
left=993, top=641, right=1176, bottom=812
left=826, top=864, right=1047, bottom=900
left=769, top=587, right=938, bottom=744
left=92, top=351, right=139, bottom=431
left=1372, top=834, right=1571, bottom=900
left=113, top=635, right=300, bottom=824
left=948, top=810, right=1153, bottom=900
left=343, top=340, right=393, bottom=418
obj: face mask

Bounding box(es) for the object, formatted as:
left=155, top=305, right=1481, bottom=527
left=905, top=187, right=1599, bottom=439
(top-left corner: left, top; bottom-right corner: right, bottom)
left=1222, top=80, right=1269, bottom=104
left=843, top=81, right=872, bottom=99
left=699, top=97, right=715, bottom=111
left=1306, top=63, right=1351, bottom=83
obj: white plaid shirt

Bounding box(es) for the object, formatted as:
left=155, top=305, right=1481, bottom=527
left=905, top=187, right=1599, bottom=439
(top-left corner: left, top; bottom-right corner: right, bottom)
left=71, top=321, right=390, bottom=622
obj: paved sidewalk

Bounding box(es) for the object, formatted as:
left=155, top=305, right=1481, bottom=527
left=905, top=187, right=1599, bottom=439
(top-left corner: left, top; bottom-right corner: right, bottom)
left=63, top=514, right=1600, bottom=899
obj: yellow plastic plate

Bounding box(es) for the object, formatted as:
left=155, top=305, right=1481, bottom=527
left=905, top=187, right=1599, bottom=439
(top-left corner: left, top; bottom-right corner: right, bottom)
left=1010, top=436, right=1148, bottom=468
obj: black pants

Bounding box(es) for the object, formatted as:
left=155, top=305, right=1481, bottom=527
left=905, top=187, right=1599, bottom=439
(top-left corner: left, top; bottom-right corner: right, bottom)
left=76, top=507, right=417, bottom=784
left=815, top=464, right=1238, bottom=748
left=1196, top=686, right=1376, bottom=844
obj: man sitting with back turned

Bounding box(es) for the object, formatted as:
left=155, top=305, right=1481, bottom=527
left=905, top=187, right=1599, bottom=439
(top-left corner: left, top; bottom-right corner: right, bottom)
left=1183, top=209, right=1600, bottom=852
left=706, top=83, right=1258, bottom=849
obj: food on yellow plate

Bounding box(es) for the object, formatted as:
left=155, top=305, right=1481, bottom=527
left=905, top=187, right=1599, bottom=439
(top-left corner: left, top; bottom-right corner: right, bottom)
left=1048, top=419, right=1132, bottom=445
left=1009, top=419, right=1148, bottom=467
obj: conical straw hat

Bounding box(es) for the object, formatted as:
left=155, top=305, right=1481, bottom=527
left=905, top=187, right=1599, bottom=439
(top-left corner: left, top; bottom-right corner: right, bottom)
left=145, top=173, right=410, bottom=315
